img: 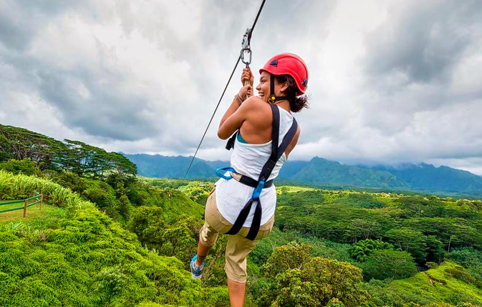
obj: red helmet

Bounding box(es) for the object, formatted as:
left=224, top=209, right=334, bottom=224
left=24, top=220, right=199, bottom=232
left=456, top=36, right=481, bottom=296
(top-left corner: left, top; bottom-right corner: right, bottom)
left=259, top=53, right=309, bottom=95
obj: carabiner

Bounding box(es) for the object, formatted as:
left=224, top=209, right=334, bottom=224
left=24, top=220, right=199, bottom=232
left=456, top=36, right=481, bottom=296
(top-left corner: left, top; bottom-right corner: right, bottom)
left=215, top=167, right=236, bottom=180
left=241, top=48, right=252, bottom=67
left=240, top=28, right=252, bottom=67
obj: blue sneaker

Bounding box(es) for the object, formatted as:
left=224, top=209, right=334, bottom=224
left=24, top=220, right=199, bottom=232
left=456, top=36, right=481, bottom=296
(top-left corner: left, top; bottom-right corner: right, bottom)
left=190, top=255, right=205, bottom=280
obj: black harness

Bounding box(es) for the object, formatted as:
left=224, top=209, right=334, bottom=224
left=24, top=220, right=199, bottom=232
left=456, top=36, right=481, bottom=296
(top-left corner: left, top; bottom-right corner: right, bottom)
left=216, top=104, right=298, bottom=240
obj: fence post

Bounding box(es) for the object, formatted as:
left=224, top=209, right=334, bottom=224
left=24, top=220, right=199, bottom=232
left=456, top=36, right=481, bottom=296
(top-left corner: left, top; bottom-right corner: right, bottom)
left=23, top=199, right=28, bottom=218
left=39, top=194, right=43, bottom=210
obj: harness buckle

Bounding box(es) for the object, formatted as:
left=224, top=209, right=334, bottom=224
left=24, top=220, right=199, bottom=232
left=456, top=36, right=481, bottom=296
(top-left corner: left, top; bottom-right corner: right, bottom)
left=252, top=180, right=265, bottom=199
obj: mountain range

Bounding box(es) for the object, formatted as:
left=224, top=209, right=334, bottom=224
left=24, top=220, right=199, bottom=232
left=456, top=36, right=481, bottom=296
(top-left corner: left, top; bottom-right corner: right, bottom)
left=123, top=154, right=482, bottom=196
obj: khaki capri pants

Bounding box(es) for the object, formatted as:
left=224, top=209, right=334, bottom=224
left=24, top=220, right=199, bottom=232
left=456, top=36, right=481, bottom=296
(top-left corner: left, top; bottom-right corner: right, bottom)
left=199, top=186, right=274, bottom=283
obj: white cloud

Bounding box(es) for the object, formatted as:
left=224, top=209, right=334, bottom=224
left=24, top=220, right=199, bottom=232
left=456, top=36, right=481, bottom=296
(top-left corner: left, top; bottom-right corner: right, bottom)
left=1, top=0, right=481, bottom=175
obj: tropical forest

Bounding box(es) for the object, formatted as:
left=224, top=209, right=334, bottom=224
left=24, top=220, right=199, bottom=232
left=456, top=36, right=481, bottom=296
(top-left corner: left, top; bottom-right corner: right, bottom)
left=1, top=123, right=482, bottom=307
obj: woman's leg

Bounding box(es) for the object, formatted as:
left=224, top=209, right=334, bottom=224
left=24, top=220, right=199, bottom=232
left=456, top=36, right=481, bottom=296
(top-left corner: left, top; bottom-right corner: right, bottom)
left=224, top=234, right=257, bottom=307
left=195, top=240, right=211, bottom=266
left=227, top=278, right=246, bottom=307
left=195, top=188, right=220, bottom=265
left=224, top=216, right=275, bottom=304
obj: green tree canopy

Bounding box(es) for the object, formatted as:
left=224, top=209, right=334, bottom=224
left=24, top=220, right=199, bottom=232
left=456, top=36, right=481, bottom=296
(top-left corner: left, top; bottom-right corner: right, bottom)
left=361, top=250, right=417, bottom=280
left=258, top=243, right=369, bottom=307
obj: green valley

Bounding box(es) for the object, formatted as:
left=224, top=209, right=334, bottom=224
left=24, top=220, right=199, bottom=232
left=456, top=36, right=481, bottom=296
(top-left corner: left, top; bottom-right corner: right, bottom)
left=1, top=124, right=481, bottom=306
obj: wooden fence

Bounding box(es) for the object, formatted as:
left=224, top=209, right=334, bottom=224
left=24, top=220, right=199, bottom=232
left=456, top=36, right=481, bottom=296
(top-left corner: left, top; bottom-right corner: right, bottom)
left=0, top=193, right=43, bottom=217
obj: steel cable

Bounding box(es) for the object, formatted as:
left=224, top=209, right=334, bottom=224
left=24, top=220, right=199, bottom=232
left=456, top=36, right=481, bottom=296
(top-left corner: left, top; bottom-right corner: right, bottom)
left=184, top=0, right=267, bottom=179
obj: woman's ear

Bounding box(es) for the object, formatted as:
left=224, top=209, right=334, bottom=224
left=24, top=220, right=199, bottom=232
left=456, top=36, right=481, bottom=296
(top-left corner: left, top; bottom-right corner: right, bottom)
left=280, top=82, right=289, bottom=92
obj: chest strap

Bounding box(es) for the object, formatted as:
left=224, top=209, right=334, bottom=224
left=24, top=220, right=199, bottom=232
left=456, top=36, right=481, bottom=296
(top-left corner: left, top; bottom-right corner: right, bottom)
left=219, top=105, right=298, bottom=240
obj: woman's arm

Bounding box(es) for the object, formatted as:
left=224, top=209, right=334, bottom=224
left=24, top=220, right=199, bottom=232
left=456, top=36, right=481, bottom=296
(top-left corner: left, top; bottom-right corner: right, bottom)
left=217, top=97, right=255, bottom=139
left=218, top=94, right=245, bottom=132
left=218, top=68, right=253, bottom=139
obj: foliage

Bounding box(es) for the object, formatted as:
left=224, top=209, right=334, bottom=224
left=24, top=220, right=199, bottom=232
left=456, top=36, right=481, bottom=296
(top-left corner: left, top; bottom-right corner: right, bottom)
left=82, top=179, right=123, bottom=219
left=261, top=243, right=313, bottom=278
left=0, top=170, right=92, bottom=208
left=403, top=217, right=482, bottom=251
left=277, top=187, right=325, bottom=207
left=178, top=181, right=215, bottom=205
left=129, top=207, right=201, bottom=265
left=61, top=139, right=137, bottom=178
left=349, top=239, right=394, bottom=262
left=361, top=250, right=418, bottom=280
left=0, top=124, right=136, bottom=178
left=385, top=227, right=428, bottom=264
left=51, top=171, right=87, bottom=193
left=362, top=261, right=482, bottom=306
left=446, top=248, right=482, bottom=282
left=125, top=180, right=205, bottom=224
left=0, top=203, right=228, bottom=306
left=0, top=124, right=65, bottom=171
left=333, top=192, right=385, bottom=209
left=0, top=159, right=42, bottom=176
left=2, top=168, right=482, bottom=307
left=275, top=186, right=482, bottom=267
left=255, top=243, right=369, bottom=307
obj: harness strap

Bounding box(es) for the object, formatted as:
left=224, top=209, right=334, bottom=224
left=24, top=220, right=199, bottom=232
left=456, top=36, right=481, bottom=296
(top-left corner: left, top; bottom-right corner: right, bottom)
left=226, top=133, right=237, bottom=150
left=239, top=175, right=273, bottom=188
left=222, top=105, right=298, bottom=240
left=215, top=167, right=273, bottom=188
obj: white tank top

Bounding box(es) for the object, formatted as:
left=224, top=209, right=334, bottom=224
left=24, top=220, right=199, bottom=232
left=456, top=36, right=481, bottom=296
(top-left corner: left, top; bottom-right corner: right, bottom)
left=216, top=107, right=294, bottom=227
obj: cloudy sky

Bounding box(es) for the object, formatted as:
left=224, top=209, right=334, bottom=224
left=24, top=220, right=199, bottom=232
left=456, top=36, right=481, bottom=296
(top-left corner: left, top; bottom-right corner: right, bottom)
left=1, top=0, right=482, bottom=174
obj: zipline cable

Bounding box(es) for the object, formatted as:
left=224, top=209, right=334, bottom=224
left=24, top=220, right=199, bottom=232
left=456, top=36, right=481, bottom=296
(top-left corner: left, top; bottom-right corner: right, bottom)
left=183, top=56, right=241, bottom=179
left=184, top=0, right=267, bottom=179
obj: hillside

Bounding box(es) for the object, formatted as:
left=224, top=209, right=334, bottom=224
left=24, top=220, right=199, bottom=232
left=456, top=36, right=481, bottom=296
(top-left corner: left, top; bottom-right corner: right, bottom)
left=0, top=171, right=227, bottom=306
left=2, top=170, right=482, bottom=306
left=0, top=171, right=227, bottom=307
left=1, top=123, right=482, bottom=306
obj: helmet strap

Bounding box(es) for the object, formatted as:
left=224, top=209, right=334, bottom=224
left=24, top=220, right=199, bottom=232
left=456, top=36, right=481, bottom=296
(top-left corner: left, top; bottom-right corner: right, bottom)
left=268, top=74, right=288, bottom=104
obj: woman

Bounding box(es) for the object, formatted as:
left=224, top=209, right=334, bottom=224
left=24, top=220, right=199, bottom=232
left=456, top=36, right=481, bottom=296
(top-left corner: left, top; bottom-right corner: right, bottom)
left=191, top=53, right=309, bottom=307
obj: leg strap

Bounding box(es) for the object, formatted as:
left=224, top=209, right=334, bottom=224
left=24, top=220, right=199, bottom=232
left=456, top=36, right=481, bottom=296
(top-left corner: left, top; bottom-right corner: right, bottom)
left=226, top=198, right=262, bottom=241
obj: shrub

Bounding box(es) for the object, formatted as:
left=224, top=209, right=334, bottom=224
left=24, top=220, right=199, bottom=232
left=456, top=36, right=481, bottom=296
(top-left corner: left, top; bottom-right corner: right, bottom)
left=349, top=239, right=394, bottom=262
left=0, top=159, right=41, bottom=176
left=426, top=262, right=439, bottom=269
left=361, top=250, right=417, bottom=280
left=0, top=170, right=92, bottom=208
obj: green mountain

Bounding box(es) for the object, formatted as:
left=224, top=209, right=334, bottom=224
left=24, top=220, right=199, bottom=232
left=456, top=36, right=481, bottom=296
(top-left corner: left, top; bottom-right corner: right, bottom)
left=124, top=154, right=482, bottom=196
left=124, top=154, right=214, bottom=179
left=277, top=160, right=310, bottom=179
left=291, top=157, right=410, bottom=189
left=371, top=163, right=482, bottom=194
left=1, top=123, right=481, bottom=195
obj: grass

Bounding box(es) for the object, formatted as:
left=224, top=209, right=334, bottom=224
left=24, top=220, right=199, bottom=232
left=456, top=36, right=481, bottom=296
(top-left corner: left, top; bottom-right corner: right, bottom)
left=0, top=200, right=25, bottom=214
left=0, top=203, right=62, bottom=224
left=389, top=261, right=482, bottom=305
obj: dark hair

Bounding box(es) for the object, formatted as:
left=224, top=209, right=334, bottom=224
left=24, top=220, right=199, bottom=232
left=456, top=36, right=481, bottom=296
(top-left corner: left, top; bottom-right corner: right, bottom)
left=274, top=75, right=309, bottom=113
